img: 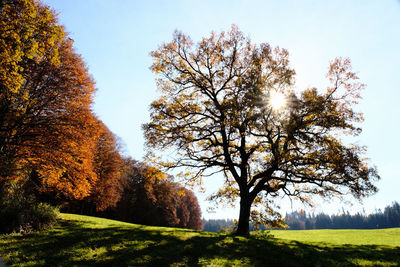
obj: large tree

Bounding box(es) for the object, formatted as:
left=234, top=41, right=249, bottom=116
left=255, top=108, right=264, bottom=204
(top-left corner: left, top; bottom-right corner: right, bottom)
left=0, top=0, right=98, bottom=199
left=144, top=26, right=379, bottom=235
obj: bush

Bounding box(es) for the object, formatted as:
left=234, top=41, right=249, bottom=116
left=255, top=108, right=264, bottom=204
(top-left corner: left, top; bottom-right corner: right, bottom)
left=219, top=225, right=237, bottom=235
left=251, top=230, right=274, bottom=240
left=0, top=182, right=59, bottom=234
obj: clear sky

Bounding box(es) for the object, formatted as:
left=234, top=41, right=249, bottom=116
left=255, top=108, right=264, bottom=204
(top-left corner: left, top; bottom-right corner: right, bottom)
left=44, top=0, right=400, bottom=219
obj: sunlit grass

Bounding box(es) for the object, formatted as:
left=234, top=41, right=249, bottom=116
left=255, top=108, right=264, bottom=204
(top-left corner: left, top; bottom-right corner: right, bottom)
left=0, top=213, right=399, bottom=266
left=272, top=228, right=400, bottom=247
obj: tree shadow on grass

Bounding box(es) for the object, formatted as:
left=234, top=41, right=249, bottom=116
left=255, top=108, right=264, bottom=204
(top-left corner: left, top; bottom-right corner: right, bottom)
left=1, top=220, right=399, bottom=266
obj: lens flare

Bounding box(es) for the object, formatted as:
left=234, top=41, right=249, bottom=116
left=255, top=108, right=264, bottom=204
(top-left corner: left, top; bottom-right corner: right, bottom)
left=269, top=91, right=287, bottom=111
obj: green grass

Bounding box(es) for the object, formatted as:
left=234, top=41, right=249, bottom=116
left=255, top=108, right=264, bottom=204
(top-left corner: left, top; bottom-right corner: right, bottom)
left=0, top=214, right=399, bottom=266
left=273, top=228, right=400, bottom=247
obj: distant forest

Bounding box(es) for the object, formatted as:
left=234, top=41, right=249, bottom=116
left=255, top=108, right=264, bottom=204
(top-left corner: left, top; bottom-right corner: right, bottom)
left=203, top=202, right=400, bottom=232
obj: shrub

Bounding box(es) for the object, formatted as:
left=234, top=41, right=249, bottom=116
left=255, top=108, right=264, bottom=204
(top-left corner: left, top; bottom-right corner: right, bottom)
left=251, top=230, right=274, bottom=240
left=219, top=225, right=237, bottom=235
left=0, top=182, right=59, bottom=234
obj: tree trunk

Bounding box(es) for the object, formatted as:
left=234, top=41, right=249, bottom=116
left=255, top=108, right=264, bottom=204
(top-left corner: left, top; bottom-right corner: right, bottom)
left=236, top=197, right=252, bottom=235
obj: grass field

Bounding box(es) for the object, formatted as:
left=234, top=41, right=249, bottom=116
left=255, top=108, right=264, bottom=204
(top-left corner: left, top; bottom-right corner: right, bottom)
left=0, top=213, right=399, bottom=266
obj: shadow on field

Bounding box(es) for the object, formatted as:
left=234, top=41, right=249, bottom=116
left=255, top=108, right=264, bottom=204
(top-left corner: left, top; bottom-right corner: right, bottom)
left=2, top=219, right=399, bottom=266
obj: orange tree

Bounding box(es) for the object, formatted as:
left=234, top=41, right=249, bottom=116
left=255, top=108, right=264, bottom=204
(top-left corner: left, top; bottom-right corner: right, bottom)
left=0, top=0, right=98, bottom=199
left=63, top=120, right=125, bottom=214
left=144, top=26, right=379, bottom=235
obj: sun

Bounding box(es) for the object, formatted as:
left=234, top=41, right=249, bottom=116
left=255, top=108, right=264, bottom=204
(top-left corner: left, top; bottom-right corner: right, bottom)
left=269, top=90, right=287, bottom=111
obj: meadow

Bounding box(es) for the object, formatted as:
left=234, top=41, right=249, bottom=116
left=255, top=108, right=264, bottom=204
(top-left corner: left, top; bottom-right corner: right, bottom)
left=0, top=213, right=399, bottom=266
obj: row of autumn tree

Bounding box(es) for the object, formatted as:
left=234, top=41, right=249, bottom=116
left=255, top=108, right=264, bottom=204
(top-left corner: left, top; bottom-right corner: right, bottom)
left=44, top=158, right=203, bottom=230
left=0, top=0, right=202, bottom=232
left=203, top=202, right=400, bottom=232
left=63, top=159, right=203, bottom=230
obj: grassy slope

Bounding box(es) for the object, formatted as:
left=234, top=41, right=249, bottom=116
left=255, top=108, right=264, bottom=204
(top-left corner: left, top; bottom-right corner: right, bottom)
left=0, top=214, right=398, bottom=266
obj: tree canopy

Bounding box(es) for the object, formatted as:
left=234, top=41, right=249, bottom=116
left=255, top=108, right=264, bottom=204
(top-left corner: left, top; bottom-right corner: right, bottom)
left=144, top=25, right=379, bottom=235
left=60, top=120, right=126, bottom=214
left=111, top=160, right=203, bottom=230
left=0, top=0, right=98, bottom=199
left=1, top=0, right=205, bottom=233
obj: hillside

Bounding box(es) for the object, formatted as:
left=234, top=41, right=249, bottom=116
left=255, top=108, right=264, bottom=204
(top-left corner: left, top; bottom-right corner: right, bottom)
left=0, top=214, right=399, bottom=266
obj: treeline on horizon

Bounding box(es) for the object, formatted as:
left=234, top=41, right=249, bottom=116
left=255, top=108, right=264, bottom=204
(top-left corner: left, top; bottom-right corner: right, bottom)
left=203, top=201, right=400, bottom=232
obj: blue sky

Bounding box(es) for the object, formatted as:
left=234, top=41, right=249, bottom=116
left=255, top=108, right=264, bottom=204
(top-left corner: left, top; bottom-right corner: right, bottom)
left=45, top=0, right=400, bottom=219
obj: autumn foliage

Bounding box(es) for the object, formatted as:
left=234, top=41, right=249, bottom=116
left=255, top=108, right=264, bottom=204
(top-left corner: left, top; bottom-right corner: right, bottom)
left=0, top=0, right=98, bottom=199
left=177, top=188, right=204, bottom=230
left=88, top=121, right=125, bottom=212
left=111, top=160, right=203, bottom=230
left=145, top=26, right=379, bottom=235
left=60, top=121, right=126, bottom=214
left=1, top=0, right=204, bottom=234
